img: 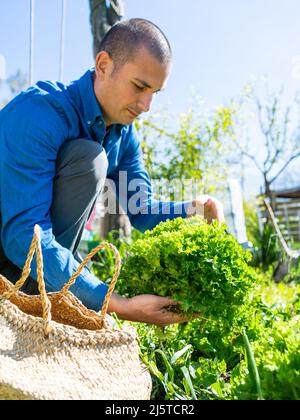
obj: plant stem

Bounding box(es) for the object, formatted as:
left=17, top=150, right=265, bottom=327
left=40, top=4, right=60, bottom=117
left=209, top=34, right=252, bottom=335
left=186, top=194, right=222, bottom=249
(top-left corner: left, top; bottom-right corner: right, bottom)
left=242, top=330, right=264, bottom=400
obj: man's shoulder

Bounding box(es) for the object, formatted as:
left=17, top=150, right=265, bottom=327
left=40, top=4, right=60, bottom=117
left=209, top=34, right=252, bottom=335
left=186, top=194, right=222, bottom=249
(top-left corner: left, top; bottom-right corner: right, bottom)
left=1, top=78, right=77, bottom=129
left=0, top=84, right=72, bottom=146
left=14, top=78, right=69, bottom=103
left=25, top=79, right=73, bottom=111
left=2, top=79, right=66, bottom=110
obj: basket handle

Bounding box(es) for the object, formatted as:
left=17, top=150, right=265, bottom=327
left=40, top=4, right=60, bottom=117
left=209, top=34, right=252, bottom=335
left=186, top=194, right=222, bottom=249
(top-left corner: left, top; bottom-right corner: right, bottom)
left=1, top=225, right=52, bottom=337
left=1, top=225, right=122, bottom=330
left=58, top=241, right=121, bottom=327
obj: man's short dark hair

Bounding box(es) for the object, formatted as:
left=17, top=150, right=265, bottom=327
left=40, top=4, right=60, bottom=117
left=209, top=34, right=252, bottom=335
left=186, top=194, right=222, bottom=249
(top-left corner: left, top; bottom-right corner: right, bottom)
left=98, top=18, right=172, bottom=73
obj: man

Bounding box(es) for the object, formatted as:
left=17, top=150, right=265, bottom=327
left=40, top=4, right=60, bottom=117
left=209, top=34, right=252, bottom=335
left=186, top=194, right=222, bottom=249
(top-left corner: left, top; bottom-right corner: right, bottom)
left=0, top=19, right=224, bottom=327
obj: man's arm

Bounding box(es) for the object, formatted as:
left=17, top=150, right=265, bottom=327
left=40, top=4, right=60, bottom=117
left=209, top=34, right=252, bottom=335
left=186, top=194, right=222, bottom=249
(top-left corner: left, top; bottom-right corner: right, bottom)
left=0, top=97, right=108, bottom=311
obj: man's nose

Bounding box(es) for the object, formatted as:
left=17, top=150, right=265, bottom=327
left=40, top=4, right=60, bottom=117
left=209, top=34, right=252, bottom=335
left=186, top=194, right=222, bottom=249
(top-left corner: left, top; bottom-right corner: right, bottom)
left=137, top=93, right=153, bottom=113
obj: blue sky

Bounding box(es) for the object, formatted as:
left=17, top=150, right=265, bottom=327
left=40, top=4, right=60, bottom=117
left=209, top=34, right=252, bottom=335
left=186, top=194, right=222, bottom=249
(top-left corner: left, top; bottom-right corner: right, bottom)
left=1, top=0, right=300, bottom=195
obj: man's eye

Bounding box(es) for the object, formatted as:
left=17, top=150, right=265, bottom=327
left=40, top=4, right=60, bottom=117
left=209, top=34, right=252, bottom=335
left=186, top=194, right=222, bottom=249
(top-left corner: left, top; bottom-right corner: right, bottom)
left=134, top=83, right=145, bottom=91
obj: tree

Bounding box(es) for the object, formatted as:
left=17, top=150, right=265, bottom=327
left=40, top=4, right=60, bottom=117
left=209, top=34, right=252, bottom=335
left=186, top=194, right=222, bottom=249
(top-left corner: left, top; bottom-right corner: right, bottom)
left=233, top=84, right=300, bottom=202
left=233, top=83, right=300, bottom=276
left=135, top=103, right=236, bottom=203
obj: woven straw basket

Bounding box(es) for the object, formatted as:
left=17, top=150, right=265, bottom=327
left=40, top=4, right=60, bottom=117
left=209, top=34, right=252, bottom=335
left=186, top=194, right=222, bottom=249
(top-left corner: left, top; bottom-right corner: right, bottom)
left=0, top=225, right=152, bottom=400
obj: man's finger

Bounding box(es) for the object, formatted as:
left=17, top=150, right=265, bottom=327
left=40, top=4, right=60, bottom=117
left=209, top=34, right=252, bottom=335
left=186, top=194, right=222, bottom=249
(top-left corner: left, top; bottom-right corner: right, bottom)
left=205, top=198, right=225, bottom=223
left=163, top=307, right=190, bottom=320
left=159, top=312, right=189, bottom=326
left=197, top=194, right=210, bottom=205
left=159, top=296, right=176, bottom=307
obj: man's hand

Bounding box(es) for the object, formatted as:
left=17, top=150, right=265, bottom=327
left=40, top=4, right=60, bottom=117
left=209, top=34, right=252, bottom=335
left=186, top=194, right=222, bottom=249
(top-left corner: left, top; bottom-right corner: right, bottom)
left=107, top=293, right=191, bottom=327
left=186, top=194, right=225, bottom=224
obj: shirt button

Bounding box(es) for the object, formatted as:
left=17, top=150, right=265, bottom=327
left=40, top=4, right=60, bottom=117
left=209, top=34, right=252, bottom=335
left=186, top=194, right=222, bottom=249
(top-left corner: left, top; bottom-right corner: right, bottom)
left=87, top=120, right=91, bottom=125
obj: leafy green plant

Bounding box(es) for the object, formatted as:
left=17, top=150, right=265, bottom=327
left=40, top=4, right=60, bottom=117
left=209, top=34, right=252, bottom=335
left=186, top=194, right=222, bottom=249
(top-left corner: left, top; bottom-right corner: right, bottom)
left=113, top=276, right=300, bottom=400
left=137, top=278, right=300, bottom=400
left=232, top=317, right=300, bottom=400
left=89, top=215, right=299, bottom=400
left=135, top=321, right=231, bottom=400
left=244, top=200, right=282, bottom=270
left=119, top=216, right=258, bottom=329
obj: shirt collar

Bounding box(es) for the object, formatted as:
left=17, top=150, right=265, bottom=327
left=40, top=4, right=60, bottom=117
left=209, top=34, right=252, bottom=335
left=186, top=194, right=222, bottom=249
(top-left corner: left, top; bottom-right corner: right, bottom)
left=76, top=67, right=128, bottom=139
left=77, top=67, right=103, bottom=127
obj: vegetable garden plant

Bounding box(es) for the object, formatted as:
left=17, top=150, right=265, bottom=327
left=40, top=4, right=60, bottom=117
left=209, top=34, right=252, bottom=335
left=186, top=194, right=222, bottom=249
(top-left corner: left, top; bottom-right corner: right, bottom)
left=118, top=216, right=258, bottom=330
left=91, top=216, right=300, bottom=400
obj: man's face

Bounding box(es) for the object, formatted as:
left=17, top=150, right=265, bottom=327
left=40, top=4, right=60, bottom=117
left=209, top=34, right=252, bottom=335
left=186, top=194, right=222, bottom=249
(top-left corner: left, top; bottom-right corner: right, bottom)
left=94, top=47, right=171, bottom=126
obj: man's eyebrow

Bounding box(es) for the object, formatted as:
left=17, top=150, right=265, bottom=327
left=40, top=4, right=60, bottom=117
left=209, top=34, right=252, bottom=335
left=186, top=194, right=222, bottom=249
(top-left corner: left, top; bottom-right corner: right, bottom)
left=133, top=78, right=164, bottom=92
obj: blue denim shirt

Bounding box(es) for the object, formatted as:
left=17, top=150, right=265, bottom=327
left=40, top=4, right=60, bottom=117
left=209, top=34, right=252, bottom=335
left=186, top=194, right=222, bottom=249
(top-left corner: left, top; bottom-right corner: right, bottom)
left=0, top=69, right=190, bottom=311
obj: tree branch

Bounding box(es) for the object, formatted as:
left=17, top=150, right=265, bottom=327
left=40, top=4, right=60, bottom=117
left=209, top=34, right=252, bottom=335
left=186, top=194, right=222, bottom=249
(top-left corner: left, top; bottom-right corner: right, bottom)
left=266, top=106, right=292, bottom=174
left=254, top=97, right=271, bottom=171
left=263, top=96, right=279, bottom=171
left=232, top=137, right=264, bottom=174
left=269, top=151, right=300, bottom=185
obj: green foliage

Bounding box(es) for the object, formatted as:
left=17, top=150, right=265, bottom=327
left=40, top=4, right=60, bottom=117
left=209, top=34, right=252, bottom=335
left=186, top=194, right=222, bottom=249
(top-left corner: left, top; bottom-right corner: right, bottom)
left=232, top=317, right=300, bottom=400
left=284, top=257, right=300, bottom=284
left=244, top=200, right=282, bottom=269
left=90, top=226, right=300, bottom=400
left=135, top=103, right=237, bottom=195
left=135, top=320, right=232, bottom=400
left=156, top=106, right=234, bottom=182
left=133, top=277, right=300, bottom=400
left=119, top=216, right=258, bottom=329
left=253, top=222, right=282, bottom=269
left=229, top=277, right=300, bottom=400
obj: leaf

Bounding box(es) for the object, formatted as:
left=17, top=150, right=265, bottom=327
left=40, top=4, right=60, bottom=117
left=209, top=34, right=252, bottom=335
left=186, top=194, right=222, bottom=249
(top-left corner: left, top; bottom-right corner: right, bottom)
left=210, top=382, right=224, bottom=398
left=242, top=330, right=264, bottom=400
left=153, top=349, right=174, bottom=383
left=147, top=360, right=164, bottom=382
left=181, top=366, right=197, bottom=400
left=170, top=345, right=193, bottom=364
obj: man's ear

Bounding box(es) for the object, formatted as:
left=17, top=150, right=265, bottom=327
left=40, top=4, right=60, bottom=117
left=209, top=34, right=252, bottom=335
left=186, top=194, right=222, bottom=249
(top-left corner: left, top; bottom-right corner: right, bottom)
left=95, top=51, right=113, bottom=81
